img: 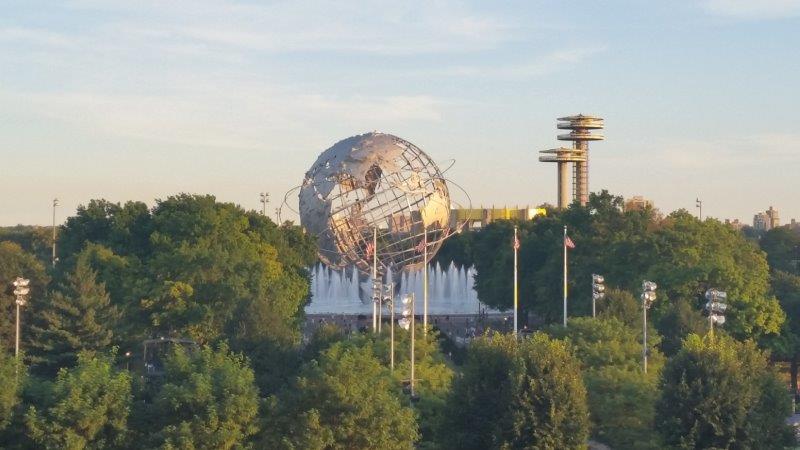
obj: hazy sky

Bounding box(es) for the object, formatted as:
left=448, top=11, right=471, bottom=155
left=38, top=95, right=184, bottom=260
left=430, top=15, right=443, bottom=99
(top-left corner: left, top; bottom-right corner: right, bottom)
left=1, top=0, right=798, bottom=226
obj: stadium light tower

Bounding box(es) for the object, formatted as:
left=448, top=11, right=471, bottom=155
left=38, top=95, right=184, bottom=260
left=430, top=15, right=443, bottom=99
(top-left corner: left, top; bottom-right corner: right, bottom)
left=399, top=293, right=415, bottom=398
left=641, top=281, right=657, bottom=373
left=704, top=289, right=727, bottom=337
left=592, top=274, right=605, bottom=318
left=12, top=277, right=30, bottom=358
left=52, top=198, right=59, bottom=267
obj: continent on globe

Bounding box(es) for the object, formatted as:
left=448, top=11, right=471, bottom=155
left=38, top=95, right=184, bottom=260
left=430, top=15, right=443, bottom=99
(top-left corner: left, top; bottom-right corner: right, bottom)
left=299, top=132, right=450, bottom=276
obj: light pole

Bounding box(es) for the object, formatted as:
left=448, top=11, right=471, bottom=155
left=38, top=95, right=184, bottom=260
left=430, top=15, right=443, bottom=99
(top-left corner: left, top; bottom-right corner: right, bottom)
left=704, top=289, right=727, bottom=337
left=591, top=274, right=605, bottom=318
left=260, top=192, right=270, bottom=216
left=399, top=293, right=415, bottom=397
left=386, top=283, right=395, bottom=372
left=641, top=280, right=657, bottom=373
left=12, top=277, right=31, bottom=358
left=696, top=198, right=702, bottom=221
left=52, top=198, right=59, bottom=267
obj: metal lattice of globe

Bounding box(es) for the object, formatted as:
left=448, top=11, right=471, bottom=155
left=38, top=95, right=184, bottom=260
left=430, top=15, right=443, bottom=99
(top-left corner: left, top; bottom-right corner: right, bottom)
left=299, top=132, right=450, bottom=276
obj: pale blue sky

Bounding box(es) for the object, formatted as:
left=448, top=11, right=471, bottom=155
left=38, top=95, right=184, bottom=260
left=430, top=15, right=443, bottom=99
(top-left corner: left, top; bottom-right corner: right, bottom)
left=1, top=0, right=798, bottom=226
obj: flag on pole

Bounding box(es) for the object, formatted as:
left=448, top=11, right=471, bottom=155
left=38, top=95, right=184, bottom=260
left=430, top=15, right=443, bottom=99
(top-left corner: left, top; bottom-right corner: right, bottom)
left=365, top=241, right=375, bottom=257
left=513, top=234, right=520, bottom=250
left=414, top=237, right=426, bottom=254
left=564, top=235, right=575, bottom=249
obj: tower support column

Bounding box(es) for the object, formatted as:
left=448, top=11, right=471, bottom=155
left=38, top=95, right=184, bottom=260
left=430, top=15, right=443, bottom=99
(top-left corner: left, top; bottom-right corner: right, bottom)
left=558, top=162, right=570, bottom=209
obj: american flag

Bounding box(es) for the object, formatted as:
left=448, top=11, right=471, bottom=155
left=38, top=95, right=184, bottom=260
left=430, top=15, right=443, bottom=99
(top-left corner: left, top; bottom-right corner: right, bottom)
left=365, top=241, right=375, bottom=257
left=414, top=237, right=427, bottom=254
left=565, top=235, right=575, bottom=249
left=513, top=235, right=520, bottom=250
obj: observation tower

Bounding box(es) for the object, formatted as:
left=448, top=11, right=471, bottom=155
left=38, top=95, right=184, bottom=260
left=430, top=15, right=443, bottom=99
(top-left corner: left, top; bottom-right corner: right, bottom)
left=539, top=114, right=604, bottom=208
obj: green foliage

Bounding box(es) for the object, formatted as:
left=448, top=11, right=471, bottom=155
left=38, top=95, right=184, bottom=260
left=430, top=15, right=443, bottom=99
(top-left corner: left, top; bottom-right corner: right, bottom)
left=0, top=241, right=49, bottom=354
left=459, top=191, right=783, bottom=340
left=655, top=298, right=707, bottom=356
left=55, top=195, right=316, bottom=375
left=596, top=287, right=641, bottom=328
left=656, top=334, right=794, bottom=449
left=760, top=227, right=800, bottom=275
left=431, top=230, right=475, bottom=268
left=24, top=352, right=131, bottom=450
left=548, top=317, right=663, bottom=449
left=0, top=349, right=24, bottom=431
left=440, top=332, right=589, bottom=450
left=0, top=225, right=54, bottom=263
left=142, top=344, right=260, bottom=450
left=27, top=256, right=119, bottom=375
left=262, top=342, right=418, bottom=449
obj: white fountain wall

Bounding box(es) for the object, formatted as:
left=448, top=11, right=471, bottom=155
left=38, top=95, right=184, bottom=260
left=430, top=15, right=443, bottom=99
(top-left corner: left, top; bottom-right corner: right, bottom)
left=306, top=263, right=499, bottom=315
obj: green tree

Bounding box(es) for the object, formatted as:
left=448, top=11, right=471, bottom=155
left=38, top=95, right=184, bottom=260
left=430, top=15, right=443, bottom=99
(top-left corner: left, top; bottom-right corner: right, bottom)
left=440, top=332, right=589, bottom=450
left=140, top=344, right=260, bottom=450
left=24, top=352, right=131, bottom=450
left=548, top=317, right=663, bottom=449
left=767, top=271, right=800, bottom=397
left=27, top=257, right=119, bottom=375
left=656, top=334, right=793, bottom=449
left=54, top=195, right=316, bottom=393
left=262, top=342, right=418, bottom=450
left=56, top=195, right=315, bottom=344
left=0, top=349, right=24, bottom=431
left=760, top=227, right=800, bottom=275
left=655, top=298, right=707, bottom=356
left=0, top=225, right=54, bottom=263
left=0, top=241, right=49, bottom=354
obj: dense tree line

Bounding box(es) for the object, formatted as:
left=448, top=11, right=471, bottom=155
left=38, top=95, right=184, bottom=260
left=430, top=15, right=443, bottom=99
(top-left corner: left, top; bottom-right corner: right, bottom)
left=0, top=191, right=798, bottom=448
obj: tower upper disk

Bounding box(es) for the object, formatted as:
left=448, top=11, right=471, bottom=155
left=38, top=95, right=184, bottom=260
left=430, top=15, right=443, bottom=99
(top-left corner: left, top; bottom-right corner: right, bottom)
left=557, top=114, right=604, bottom=130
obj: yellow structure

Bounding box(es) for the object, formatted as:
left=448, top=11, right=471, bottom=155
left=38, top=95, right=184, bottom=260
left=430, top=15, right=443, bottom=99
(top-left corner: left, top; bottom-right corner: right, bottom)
left=450, top=206, right=546, bottom=230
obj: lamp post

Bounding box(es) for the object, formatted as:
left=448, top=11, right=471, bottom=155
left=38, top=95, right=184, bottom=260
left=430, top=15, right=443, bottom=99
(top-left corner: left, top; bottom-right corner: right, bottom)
left=591, top=274, right=605, bottom=318
left=641, top=280, right=657, bottom=373
left=386, top=283, right=395, bottom=372
left=399, top=293, right=415, bottom=397
left=704, top=289, right=727, bottom=337
left=12, top=277, right=31, bottom=358
left=696, top=198, right=702, bottom=221
left=259, top=192, right=269, bottom=216
left=52, top=198, right=59, bottom=267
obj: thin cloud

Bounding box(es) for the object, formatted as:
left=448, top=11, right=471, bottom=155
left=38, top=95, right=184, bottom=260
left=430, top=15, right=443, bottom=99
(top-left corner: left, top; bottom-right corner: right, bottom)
left=65, top=0, right=516, bottom=56
left=429, top=46, right=607, bottom=79
left=702, top=0, right=800, bottom=20
left=1, top=88, right=446, bottom=150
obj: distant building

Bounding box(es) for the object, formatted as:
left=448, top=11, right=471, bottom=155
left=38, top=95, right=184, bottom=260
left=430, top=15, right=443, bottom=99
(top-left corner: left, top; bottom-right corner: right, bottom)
left=624, top=196, right=654, bottom=212
left=789, top=219, right=800, bottom=231
left=450, top=206, right=547, bottom=230
left=754, top=206, right=781, bottom=231
left=754, top=212, right=769, bottom=231
left=767, top=206, right=780, bottom=228
left=725, top=219, right=744, bottom=230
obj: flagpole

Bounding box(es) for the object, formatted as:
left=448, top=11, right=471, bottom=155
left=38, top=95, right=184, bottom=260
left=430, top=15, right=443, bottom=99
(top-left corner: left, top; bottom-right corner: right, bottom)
left=423, top=231, right=428, bottom=334
left=563, top=225, right=568, bottom=327
left=372, top=227, right=378, bottom=333
left=513, top=226, right=519, bottom=336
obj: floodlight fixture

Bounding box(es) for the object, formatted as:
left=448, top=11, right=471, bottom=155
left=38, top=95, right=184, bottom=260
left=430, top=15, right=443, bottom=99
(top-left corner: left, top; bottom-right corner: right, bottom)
left=591, top=274, right=605, bottom=318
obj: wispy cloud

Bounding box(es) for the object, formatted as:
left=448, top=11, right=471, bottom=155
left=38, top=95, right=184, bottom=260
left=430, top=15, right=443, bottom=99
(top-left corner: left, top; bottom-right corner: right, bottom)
left=431, top=46, right=607, bottom=79
left=63, top=0, right=516, bottom=56
left=0, top=88, right=446, bottom=150
left=702, top=0, right=800, bottom=20
left=0, top=27, right=80, bottom=48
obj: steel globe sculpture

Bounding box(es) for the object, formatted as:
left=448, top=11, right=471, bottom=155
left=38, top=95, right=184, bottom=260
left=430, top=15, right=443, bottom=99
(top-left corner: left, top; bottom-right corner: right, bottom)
left=299, top=132, right=450, bottom=277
